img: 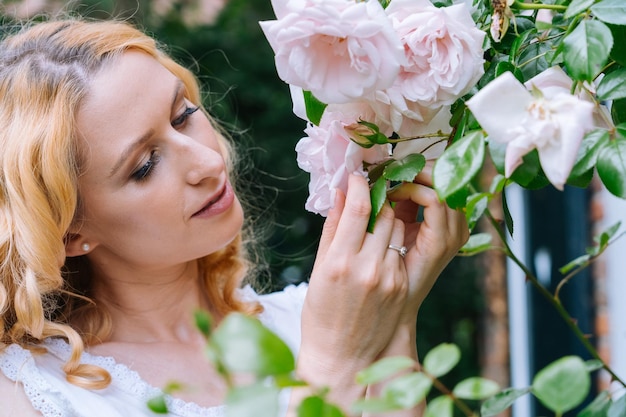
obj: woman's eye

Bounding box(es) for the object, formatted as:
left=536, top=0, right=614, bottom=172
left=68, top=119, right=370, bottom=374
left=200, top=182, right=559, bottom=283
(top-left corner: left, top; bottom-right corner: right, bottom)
left=172, top=106, right=200, bottom=128
left=132, top=150, right=161, bottom=182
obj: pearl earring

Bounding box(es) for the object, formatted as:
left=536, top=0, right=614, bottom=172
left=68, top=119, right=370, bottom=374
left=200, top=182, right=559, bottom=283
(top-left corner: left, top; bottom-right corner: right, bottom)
left=81, top=243, right=90, bottom=252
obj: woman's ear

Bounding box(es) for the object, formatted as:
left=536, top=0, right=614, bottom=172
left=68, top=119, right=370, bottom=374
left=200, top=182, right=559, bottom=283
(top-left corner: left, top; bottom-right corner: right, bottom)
left=65, top=233, right=97, bottom=257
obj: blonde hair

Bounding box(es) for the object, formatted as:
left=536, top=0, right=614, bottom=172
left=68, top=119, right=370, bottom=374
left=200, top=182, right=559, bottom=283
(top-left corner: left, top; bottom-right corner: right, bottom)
left=0, top=19, right=261, bottom=389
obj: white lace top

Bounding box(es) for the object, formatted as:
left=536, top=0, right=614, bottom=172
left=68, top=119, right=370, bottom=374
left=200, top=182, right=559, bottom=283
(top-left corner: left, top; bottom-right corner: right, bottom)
left=0, top=283, right=308, bottom=417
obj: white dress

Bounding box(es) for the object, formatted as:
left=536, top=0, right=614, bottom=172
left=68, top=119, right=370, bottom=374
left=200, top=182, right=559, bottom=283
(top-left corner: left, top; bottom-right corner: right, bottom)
left=0, top=283, right=307, bottom=417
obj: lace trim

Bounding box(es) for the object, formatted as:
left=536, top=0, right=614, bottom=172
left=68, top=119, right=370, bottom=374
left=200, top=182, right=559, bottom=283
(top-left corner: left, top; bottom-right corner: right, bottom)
left=44, top=338, right=225, bottom=417
left=0, top=344, right=74, bottom=417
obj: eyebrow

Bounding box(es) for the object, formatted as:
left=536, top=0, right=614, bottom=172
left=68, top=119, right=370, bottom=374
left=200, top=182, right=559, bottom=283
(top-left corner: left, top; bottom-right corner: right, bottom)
left=109, top=80, right=185, bottom=178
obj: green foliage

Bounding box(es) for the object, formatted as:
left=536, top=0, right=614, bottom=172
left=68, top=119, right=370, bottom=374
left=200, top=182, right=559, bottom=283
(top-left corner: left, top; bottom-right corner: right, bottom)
left=532, top=356, right=590, bottom=414
left=423, top=343, right=461, bottom=378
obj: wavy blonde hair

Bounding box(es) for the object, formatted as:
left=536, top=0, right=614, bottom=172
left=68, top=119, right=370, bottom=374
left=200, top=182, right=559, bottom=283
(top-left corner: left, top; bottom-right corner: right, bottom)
left=0, top=19, right=261, bottom=389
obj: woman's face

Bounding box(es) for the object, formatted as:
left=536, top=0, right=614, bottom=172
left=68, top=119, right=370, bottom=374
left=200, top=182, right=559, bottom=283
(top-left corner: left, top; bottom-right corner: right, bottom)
left=72, top=51, right=244, bottom=269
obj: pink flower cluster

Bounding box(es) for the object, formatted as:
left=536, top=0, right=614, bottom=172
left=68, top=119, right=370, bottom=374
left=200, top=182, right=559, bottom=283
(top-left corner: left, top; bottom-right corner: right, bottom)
left=261, top=0, right=485, bottom=216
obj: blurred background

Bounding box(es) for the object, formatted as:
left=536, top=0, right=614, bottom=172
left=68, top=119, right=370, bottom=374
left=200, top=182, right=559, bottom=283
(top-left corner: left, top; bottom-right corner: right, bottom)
left=3, top=1, right=623, bottom=415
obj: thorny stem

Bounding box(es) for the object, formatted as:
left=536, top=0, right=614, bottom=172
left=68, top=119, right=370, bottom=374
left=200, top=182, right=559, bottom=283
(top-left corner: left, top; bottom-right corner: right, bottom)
left=426, top=372, right=478, bottom=417
left=485, top=209, right=626, bottom=387
left=513, top=1, right=566, bottom=12
left=389, top=132, right=448, bottom=143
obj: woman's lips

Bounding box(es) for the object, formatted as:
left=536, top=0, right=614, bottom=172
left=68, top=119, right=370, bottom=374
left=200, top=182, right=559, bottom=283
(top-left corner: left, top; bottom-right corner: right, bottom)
left=192, top=182, right=234, bottom=218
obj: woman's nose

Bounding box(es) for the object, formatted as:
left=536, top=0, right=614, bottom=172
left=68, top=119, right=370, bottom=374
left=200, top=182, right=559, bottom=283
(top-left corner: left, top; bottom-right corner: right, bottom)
left=178, top=134, right=225, bottom=185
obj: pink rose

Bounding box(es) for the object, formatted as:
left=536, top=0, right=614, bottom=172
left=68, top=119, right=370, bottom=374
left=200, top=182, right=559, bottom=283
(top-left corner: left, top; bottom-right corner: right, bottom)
left=385, top=0, right=485, bottom=108
left=260, top=0, right=405, bottom=104
left=296, top=102, right=391, bottom=216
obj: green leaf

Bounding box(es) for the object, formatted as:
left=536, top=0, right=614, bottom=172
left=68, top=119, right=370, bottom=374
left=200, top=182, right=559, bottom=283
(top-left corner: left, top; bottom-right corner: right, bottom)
left=495, top=61, right=524, bottom=82
left=383, top=154, right=426, bottom=183
left=194, top=310, right=213, bottom=338
left=502, top=189, right=514, bottom=237
left=612, top=97, right=626, bottom=125
left=226, top=384, right=280, bottom=417
left=453, top=377, right=500, bottom=400
left=433, top=131, right=485, bottom=200
left=592, top=0, right=626, bottom=25
left=609, top=24, right=626, bottom=67
left=368, top=176, right=388, bottom=233
left=489, top=174, right=507, bottom=194
left=578, top=390, right=611, bottom=417
left=595, top=221, right=622, bottom=246
left=519, top=41, right=551, bottom=80
left=481, top=387, right=531, bottom=417
left=147, top=395, right=169, bottom=414
left=422, top=343, right=461, bottom=378
left=597, top=135, right=626, bottom=198
left=565, top=0, right=595, bottom=18
left=356, top=356, right=416, bottom=385
left=465, top=193, right=489, bottom=231
left=567, top=168, right=594, bottom=188
left=445, top=186, right=470, bottom=210
left=532, top=356, right=591, bottom=414
left=564, top=20, right=613, bottom=82
left=298, top=396, right=345, bottom=417
left=303, top=90, right=327, bottom=126
left=383, top=372, right=433, bottom=409
left=569, top=129, right=610, bottom=178
left=211, top=313, right=295, bottom=377
left=424, top=396, right=453, bottom=417
left=609, top=392, right=626, bottom=417
left=598, top=68, right=626, bottom=101
left=459, top=233, right=493, bottom=255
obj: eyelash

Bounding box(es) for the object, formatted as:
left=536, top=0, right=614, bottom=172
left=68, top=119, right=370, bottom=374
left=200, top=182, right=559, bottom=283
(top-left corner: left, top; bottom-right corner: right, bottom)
left=132, top=149, right=161, bottom=182
left=172, top=105, right=200, bottom=128
left=130, top=105, right=200, bottom=182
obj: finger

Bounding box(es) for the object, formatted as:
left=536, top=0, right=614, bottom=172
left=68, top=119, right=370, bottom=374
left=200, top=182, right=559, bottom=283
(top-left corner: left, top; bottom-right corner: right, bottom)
left=413, top=162, right=434, bottom=187
left=384, top=218, right=406, bottom=262
left=316, top=188, right=346, bottom=262
left=361, top=201, right=395, bottom=254
left=331, top=174, right=373, bottom=251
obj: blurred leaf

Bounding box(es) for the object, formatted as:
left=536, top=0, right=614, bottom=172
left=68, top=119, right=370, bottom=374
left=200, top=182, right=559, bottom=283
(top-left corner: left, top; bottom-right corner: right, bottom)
left=383, top=372, right=432, bottom=409
left=563, top=20, right=613, bottom=82
left=226, top=383, right=280, bottom=417
left=597, top=134, right=626, bottom=198
left=194, top=310, right=213, bottom=338
left=147, top=395, right=169, bottom=414
left=368, top=176, right=388, bottom=233
left=481, top=387, right=531, bottom=417
left=453, top=377, right=500, bottom=400
left=577, top=390, right=611, bottom=417
left=585, top=359, right=605, bottom=373
left=212, top=313, right=295, bottom=376
left=433, top=131, right=485, bottom=200
left=383, top=154, right=426, bottom=183
left=489, top=174, right=507, bottom=194
left=424, top=396, right=453, bottom=417
left=559, top=254, right=592, bottom=274
left=351, top=398, right=399, bottom=414
left=565, top=0, right=595, bottom=18
left=608, top=392, right=626, bottom=417
left=460, top=233, right=493, bottom=255
left=274, top=374, right=308, bottom=388
left=356, top=356, right=416, bottom=385
left=598, top=68, right=626, bottom=100
left=566, top=168, right=594, bottom=188
left=423, top=343, right=461, bottom=378
left=298, top=396, right=345, bottom=417
left=591, top=0, right=626, bottom=25
left=532, top=356, right=590, bottom=414
left=303, top=90, right=327, bottom=126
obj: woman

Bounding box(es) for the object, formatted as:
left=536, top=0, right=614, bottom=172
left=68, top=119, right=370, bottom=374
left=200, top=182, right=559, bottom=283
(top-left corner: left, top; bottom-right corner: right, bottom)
left=0, top=19, right=468, bottom=416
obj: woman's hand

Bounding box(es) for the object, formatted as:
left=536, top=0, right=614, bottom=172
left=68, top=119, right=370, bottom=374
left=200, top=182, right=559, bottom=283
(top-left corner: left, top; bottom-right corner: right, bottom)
left=297, top=174, right=410, bottom=409
left=388, top=163, right=470, bottom=325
